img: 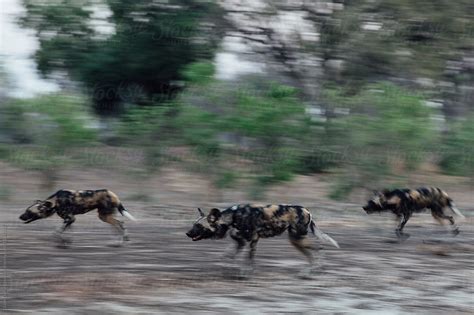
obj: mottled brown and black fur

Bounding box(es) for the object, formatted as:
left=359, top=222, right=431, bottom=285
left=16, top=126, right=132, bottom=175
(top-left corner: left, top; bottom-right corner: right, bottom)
left=363, top=187, right=465, bottom=240
left=186, top=204, right=339, bottom=270
left=19, top=189, right=135, bottom=245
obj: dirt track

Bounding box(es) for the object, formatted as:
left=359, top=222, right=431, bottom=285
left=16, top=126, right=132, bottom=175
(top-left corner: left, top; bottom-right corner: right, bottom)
left=1, top=165, right=473, bottom=314
left=2, top=205, right=473, bottom=314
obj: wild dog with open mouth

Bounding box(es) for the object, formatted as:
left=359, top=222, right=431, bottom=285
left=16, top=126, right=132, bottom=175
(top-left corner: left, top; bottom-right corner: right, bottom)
left=186, top=204, right=339, bottom=271
left=19, top=189, right=136, bottom=245
left=363, top=187, right=465, bottom=240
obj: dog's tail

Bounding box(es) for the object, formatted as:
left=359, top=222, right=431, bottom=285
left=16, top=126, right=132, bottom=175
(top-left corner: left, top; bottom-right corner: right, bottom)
left=118, top=204, right=137, bottom=221
left=448, top=199, right=465, bottom=219
left=310, top=216, right=339, bottom=249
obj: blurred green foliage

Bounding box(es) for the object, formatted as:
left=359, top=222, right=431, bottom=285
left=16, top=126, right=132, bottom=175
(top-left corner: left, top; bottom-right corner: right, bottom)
left=1, top=1, right=472, bottom=199
left=0, top=94, right=97, bottom=188
left=2, top=64, right=469, bottom=199
left=173, top=64, right=314, bottom=191
left=439, top=116, right=474, bottom=177
left=115, top=62, right=315, bottom=192
left=322, top=83, right=436, bottom=199
left=4, top=94, right=97, bottom=147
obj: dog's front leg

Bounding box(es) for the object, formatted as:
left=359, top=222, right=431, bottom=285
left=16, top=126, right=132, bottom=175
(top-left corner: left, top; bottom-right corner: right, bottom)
left=246, top=237, right=259, bottom=270
left=54, top=215, right=75, bottom=246
left=237, top=236, right=258, bottom=278
left=395, top=214, right=410, bottom=241
left=225, top=232, right=246, bottom=260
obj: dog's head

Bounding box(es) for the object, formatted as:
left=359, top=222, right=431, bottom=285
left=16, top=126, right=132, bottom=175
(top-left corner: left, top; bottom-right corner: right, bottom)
left=363, top=190, right=389, bottom=214
left=186, top=208, right=228, bottom=241
left=19, top=200, right=55, bottom=224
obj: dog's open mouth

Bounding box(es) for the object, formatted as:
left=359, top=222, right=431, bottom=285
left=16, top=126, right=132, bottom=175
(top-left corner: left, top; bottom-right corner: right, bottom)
left=192, top=236, right=202, bottom=241
left=20, top=216, right=40, bottom=224
left=23, top=218, right=39, bottom=224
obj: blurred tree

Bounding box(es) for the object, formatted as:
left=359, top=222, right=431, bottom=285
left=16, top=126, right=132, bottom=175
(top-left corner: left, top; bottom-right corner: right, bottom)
left=222, top=0, right=474, bottom=118
left=322, top=0, right=474, bottom=115
left=20, top=0, right=226, bottom=115
left=220, top=0, right=329, bottom=101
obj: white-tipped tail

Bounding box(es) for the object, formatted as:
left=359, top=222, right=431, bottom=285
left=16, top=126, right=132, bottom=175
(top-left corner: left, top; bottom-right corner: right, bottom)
left=122, top=210, right=137, bottom=221
left=450, top=204, right=465, bottom=219
left=312, top=221, right=340, bottom=249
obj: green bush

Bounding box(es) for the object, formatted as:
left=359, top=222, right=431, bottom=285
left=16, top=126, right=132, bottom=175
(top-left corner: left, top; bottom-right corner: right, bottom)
left=181, top=62, right=215, bottom=85
left=439, top=117, right=474, bottom=177
left=322, top=82, right=436, bottom=198
left=0, top=94, right=97, bottom=187
left=8, top=94, right=97, bottom=147
left=0, top=102, right=33, bottom=143
left=177, top=78, right=312, bottom=195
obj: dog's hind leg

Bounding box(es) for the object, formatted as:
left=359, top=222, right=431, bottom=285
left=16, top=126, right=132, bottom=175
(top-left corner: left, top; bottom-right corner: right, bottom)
left=289, top=232, right=314, bottom=264
left=242, top=236, right=259, bottom=274
left=248, top=237, right=259, bottom=264
left=99, top=212, right=128, bottom=245
left=289, top=233, right=316, bottom=278
left=432, top=206, right=460, bottom=236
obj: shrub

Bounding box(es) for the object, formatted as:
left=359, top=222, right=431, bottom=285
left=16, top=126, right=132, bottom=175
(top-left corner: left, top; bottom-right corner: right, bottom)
left=0, top=93, right=97, bottom=187
left=439, top=116, right=474, bottom=177
left=322, top=82, right=436, bottom=198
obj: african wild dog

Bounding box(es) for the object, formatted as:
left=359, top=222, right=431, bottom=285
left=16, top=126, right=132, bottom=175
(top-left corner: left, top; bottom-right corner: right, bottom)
left=19, top=189, right=136, bottom=245
left=186, top=204, right=339, bottom=271
left=363, top=187, right=465, bottom=240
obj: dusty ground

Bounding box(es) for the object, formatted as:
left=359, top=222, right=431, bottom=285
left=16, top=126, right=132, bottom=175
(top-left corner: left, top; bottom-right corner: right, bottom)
left=1, top=164, right=473, bottom=314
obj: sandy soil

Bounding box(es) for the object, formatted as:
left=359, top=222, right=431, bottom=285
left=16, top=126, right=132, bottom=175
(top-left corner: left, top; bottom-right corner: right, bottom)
left=1, top=164, right=473, bottom=314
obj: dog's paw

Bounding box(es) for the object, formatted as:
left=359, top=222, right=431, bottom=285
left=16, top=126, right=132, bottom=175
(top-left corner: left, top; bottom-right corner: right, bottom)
left=55, top=240, right=71, bottom=249
left=397, top=233, right=410, bottom=242
left=108, top=240, right=124, bottom=247
left=221, top=265, right=244, bottom=279
left=238, top=265, right=254, bottom=279
left=297, top=267, right=315, bottom=280
left=452, top=228, right=460, bottom=236
left=53, top=233, right=71, bottom=247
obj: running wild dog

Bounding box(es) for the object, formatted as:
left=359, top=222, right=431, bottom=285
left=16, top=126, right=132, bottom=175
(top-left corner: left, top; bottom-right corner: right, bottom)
left=186, top=204, right=339, bottom=271
left=19, top=189, right=136, bottom=246
left=363, top=187, right=465, bottom=240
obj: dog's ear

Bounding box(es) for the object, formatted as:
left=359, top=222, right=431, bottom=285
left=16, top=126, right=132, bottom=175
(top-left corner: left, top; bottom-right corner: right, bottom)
left=43, top=201, right=54, bottom=208
left=197, top=208, right=205, bottom=217
left=207, top=208, right=221, bottom=224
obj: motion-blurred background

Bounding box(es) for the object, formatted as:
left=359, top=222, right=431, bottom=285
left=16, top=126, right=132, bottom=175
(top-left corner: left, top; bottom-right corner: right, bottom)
left=0, top=0, right=473, bottom=314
